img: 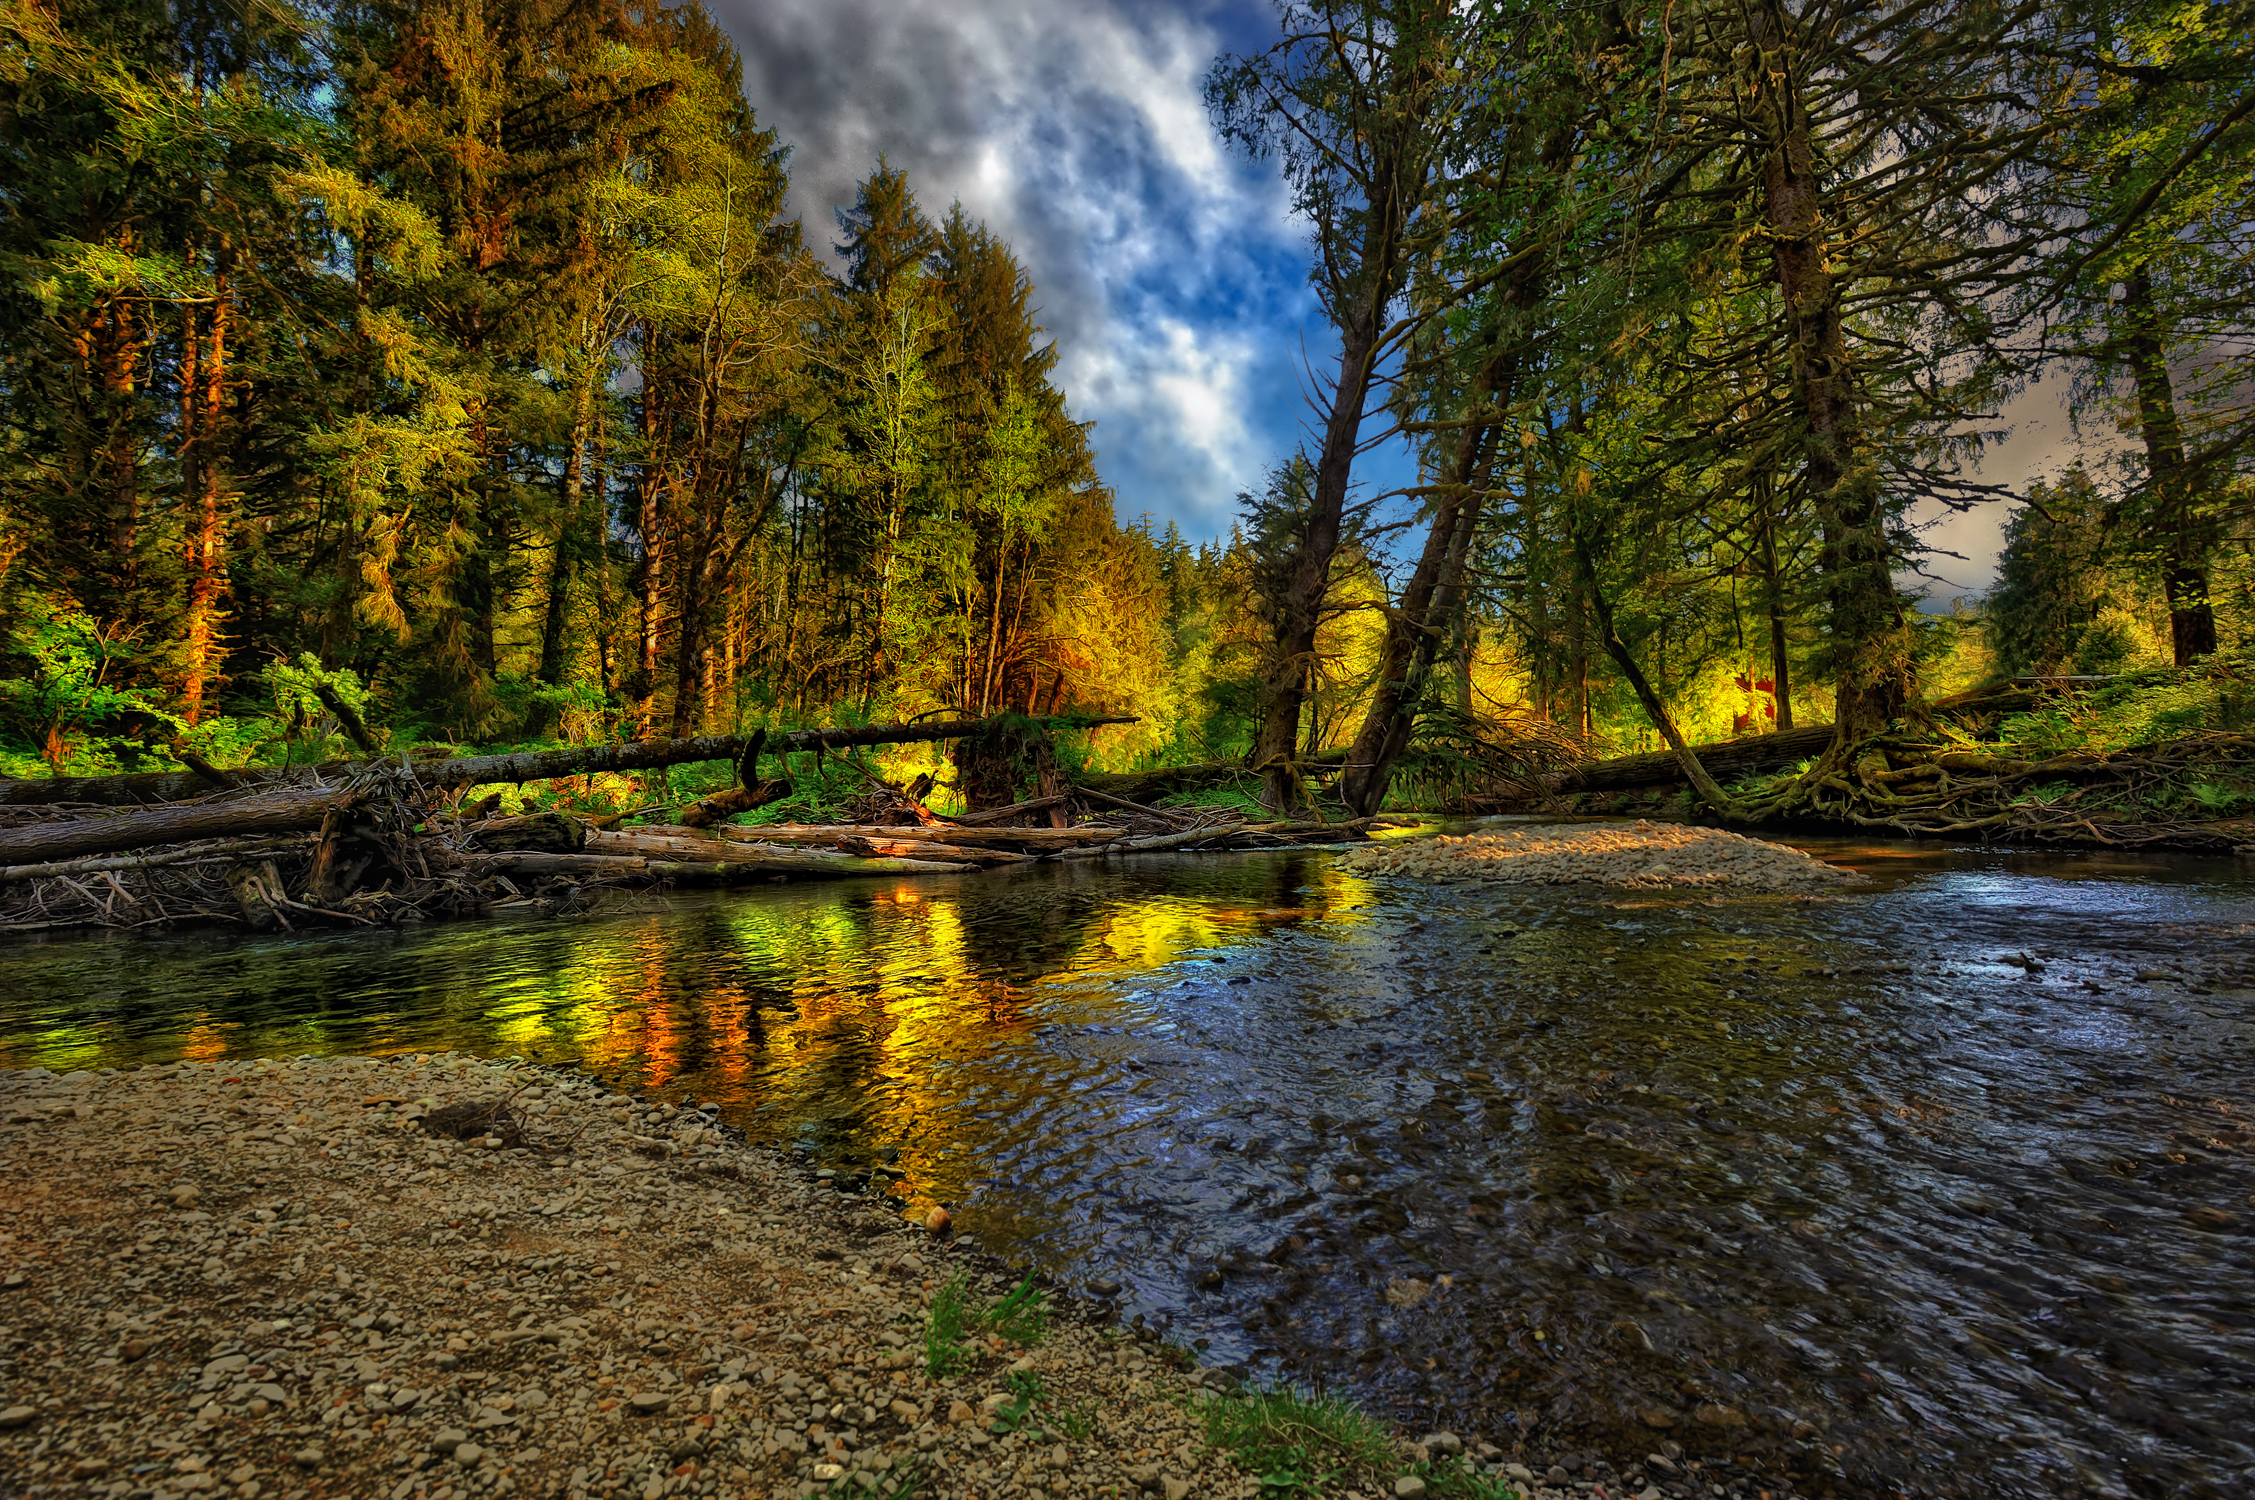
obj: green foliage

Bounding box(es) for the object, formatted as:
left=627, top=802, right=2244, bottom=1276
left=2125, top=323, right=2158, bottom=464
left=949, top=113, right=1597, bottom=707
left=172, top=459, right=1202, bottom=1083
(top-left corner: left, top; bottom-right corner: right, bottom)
left=1200, top=1387, right=1397, bottom=1498
left=0, top=598, right=180, bottom=773
left=985, top=1275, right=1049, bottom=1344
left=921, top=1271, right=975, bottom=1379
left=1994, top=669, right=2248, bottom=754
left=920, top=1270, right=1048, bottom=1380
left=987, top=1369, right=1045, bottom=1434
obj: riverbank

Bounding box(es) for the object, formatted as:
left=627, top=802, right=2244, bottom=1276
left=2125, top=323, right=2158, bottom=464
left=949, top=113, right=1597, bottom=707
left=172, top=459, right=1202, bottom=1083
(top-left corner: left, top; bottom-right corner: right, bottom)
left=0, top=1056, right=1778, bottom=1500
left=1337, top=821, right=1868, bottom=893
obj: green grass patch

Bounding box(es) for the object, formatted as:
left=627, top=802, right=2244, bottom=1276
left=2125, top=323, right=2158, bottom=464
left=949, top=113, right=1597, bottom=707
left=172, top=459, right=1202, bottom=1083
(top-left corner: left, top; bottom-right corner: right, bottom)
left=921, top=1271, right=1051, bottom=1379
left=1201, top=1387, right=1397, bottom=1498
left=986, top=1274, right=1050, bottom=1343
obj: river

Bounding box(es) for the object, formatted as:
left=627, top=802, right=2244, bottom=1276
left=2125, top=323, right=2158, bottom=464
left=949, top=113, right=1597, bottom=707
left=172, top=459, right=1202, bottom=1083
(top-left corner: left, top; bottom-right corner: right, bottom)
left=2, top=835, right=2250, bottom=1499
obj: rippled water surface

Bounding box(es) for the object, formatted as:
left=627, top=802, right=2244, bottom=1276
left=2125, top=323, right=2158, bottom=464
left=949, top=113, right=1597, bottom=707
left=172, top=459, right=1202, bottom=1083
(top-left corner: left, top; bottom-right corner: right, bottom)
left=4, top=837, right=2253, bottom=1498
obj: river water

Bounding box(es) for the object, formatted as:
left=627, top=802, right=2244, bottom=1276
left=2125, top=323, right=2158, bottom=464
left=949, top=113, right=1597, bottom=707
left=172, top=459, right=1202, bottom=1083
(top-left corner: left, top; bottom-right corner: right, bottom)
left=2, top=836, right=2251, bottom=1499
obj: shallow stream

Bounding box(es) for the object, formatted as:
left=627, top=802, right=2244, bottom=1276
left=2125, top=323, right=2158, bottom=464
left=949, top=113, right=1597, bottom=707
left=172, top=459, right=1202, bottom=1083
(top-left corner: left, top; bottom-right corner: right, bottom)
left=3, top=835, right=2251, bottom=1498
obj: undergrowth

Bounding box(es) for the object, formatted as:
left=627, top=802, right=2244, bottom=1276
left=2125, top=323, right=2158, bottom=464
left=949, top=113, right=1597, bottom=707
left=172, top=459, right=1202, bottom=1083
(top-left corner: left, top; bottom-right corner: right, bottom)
left=922, top=1271, right=1050, bottom=1378
left=1199, top=1387, right=1396, bottom=1498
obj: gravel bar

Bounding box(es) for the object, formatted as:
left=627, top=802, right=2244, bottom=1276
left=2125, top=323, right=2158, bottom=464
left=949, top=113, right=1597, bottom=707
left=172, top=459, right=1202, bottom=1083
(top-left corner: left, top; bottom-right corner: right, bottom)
left=1337, top=821, right=1866, bottom=894
left=1, top=1055, right=1769, bottom=1500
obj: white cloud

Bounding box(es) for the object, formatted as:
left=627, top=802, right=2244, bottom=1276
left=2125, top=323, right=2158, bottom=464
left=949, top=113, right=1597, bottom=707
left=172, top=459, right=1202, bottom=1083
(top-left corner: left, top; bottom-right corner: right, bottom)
left=711, top=0, right=1306, bottom=534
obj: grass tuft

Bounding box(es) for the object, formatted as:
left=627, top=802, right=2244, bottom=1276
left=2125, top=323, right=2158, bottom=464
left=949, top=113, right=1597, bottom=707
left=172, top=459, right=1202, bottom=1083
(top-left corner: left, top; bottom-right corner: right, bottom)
left=1201, top=1387, right=1397, bottom=1497
left=921, top=1270, right=1051, bottom=1378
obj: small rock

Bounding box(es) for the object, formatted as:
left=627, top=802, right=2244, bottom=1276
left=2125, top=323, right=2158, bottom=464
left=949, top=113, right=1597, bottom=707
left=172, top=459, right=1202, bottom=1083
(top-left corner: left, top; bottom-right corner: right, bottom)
left=1384, top=1277, right=1430, bottom=1309
left=168, top=1184, right=200, bottom=1209
left=1694, top=1402, right=1749, bottom=1429
left=925, top=1207, right=951, bottom=1234
left=455, top=1442, right=485, bottom=1466
left=1395, top=1478, right=1427, bottom=1500
left=948, top=1400, right=977, bottom=1425
left=515, top=1388, right=549, bottom=1411
left=1128, top=1464, right=1162, bottom=1491
left=1548, top=1466, right=1571, bottom=1486
left=121, top=1339, right=149, bottom=1362
left=1418, top=1432, right=1463, bottom=1456
left=889, top=1399, right=921, bottom=1423
left=1638, top=1406, right=1679, bottom=1428
left=291, top=1447, right=324, bottom=1470
left=69, top=1458, right=110, bottom=1479
left=1163, top=1479, right=1191, bottom=1500
left=1505, top=1464, right=1535, bottom=1484
left=1637, top=1488, right=1663, bottom=1500
left=1089, top=1278, right=1123, bottom=1297
left=0, top=1406, right=38, bottom=1430
left=1647, top=1453, right=1679, bottom=1475
left=812, top=1463, right=845, bottom=1481
left=628, top=1391, right=671, bottom=1414
left=434, top=1352, right=460, bottom=1370
left=431, top=1428, right=469, bottom=1454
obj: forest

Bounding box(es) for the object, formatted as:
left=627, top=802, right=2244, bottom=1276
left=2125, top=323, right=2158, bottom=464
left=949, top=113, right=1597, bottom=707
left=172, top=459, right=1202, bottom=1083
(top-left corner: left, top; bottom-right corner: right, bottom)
left=1, top=0, right=2251, bottom=833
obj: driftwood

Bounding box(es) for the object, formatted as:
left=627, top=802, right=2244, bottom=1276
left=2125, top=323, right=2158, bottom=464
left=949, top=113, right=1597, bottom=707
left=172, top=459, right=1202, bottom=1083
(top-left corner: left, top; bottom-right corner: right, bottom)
left=0, top=714, right=1137, bottom=807
left=465, top=811, right=589, bottom=854
left=727, top=822, right=1119, bottom=850
left=0, top=786, right=357, bottom=866
left=1558, top=725, right=1837, bottom=795
left=945, top=794, right=1068, bottom=826
left=837, top=835, right=1032, bottom=865
left=468, top=850, right=978, bottom=881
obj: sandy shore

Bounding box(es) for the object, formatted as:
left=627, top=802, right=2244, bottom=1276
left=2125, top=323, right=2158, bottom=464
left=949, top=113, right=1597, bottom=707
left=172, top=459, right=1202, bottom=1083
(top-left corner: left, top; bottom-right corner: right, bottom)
left=1336, top=821, right=1865, bottom=894
left=0, top=1056, right=1783, bottom=1500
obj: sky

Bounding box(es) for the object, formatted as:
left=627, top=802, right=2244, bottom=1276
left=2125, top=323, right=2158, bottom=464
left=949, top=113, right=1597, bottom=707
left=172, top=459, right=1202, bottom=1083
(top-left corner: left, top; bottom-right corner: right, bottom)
left=711, top=0, right=2100, bottom=596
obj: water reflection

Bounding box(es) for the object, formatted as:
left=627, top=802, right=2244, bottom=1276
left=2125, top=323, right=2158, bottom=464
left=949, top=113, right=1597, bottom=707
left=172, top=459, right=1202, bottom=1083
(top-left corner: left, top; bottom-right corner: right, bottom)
left=2, top=841, right=2252, bottom=1499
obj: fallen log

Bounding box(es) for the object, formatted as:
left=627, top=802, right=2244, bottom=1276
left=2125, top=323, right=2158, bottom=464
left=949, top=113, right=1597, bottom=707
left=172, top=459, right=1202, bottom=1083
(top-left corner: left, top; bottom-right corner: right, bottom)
left=945, top=794, right=1067, bottom=826
left=0, top=835, right=313, bottom=885
left=0, top=787, right=357, bottom=866
left=724, top=822, right=1120, bottom=850
left=464, top=811, right=588, bottom=854
left=468, top=849, right=977, bottom=881
left=0, top=714, right=1138, bottom=808
left=836, top=835, right=1032, bottom=865
left=1559, top=725, right=1837, bottom=795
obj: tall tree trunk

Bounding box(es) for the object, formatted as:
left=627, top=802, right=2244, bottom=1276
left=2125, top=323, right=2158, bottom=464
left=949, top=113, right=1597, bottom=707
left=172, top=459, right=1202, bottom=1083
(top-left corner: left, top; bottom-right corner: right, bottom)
left=2119, top=264, right=2216, bottom=664
left=526, top=376, right=594, bottom=738
left=1338, top=346, right=1511, bottom=815
left=102, top=295, right=141, bottom=601
left=1753, top=469, right=1793, bottom=731
left=1253, top=296, right=1386, bottom=811
left=633, top=356, right=667, bottom=735
left=1570, top=519, right=1741, bottom=814
left=1750, top=0, right=1908, bottom=739
left=179, top=247, right=230, bottom=725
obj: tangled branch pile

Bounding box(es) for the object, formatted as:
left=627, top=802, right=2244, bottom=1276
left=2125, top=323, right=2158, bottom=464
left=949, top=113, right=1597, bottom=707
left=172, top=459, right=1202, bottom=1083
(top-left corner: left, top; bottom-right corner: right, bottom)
left=1772, top=731, right=2255, bottom=850
left=0, top=715, right=1408, bottom=937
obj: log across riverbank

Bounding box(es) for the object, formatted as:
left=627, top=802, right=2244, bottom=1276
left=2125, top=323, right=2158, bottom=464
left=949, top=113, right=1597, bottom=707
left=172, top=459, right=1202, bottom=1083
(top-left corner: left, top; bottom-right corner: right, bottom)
left=0, top=713, right=1416, bottom=935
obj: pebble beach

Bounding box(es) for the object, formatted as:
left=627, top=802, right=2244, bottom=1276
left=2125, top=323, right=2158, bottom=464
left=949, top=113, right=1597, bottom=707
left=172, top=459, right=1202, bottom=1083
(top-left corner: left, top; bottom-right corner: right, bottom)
left=1335, top=822, right=1866, bottom=894
left=0, top=1055, right=1794, bottom=1500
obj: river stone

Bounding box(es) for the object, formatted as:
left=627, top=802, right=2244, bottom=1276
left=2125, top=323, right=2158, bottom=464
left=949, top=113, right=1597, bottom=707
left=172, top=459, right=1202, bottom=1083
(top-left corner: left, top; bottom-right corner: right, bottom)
left=1089, top=1278, right=1123, bottom=1297
left=455, top=1442, right=485, bottom=1466
left=628, top=1391, right=671, bottom=1414
left=0, top=1406, right=36, bottom=1429
left=1394, top=1478, right=1427, bottom=1500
